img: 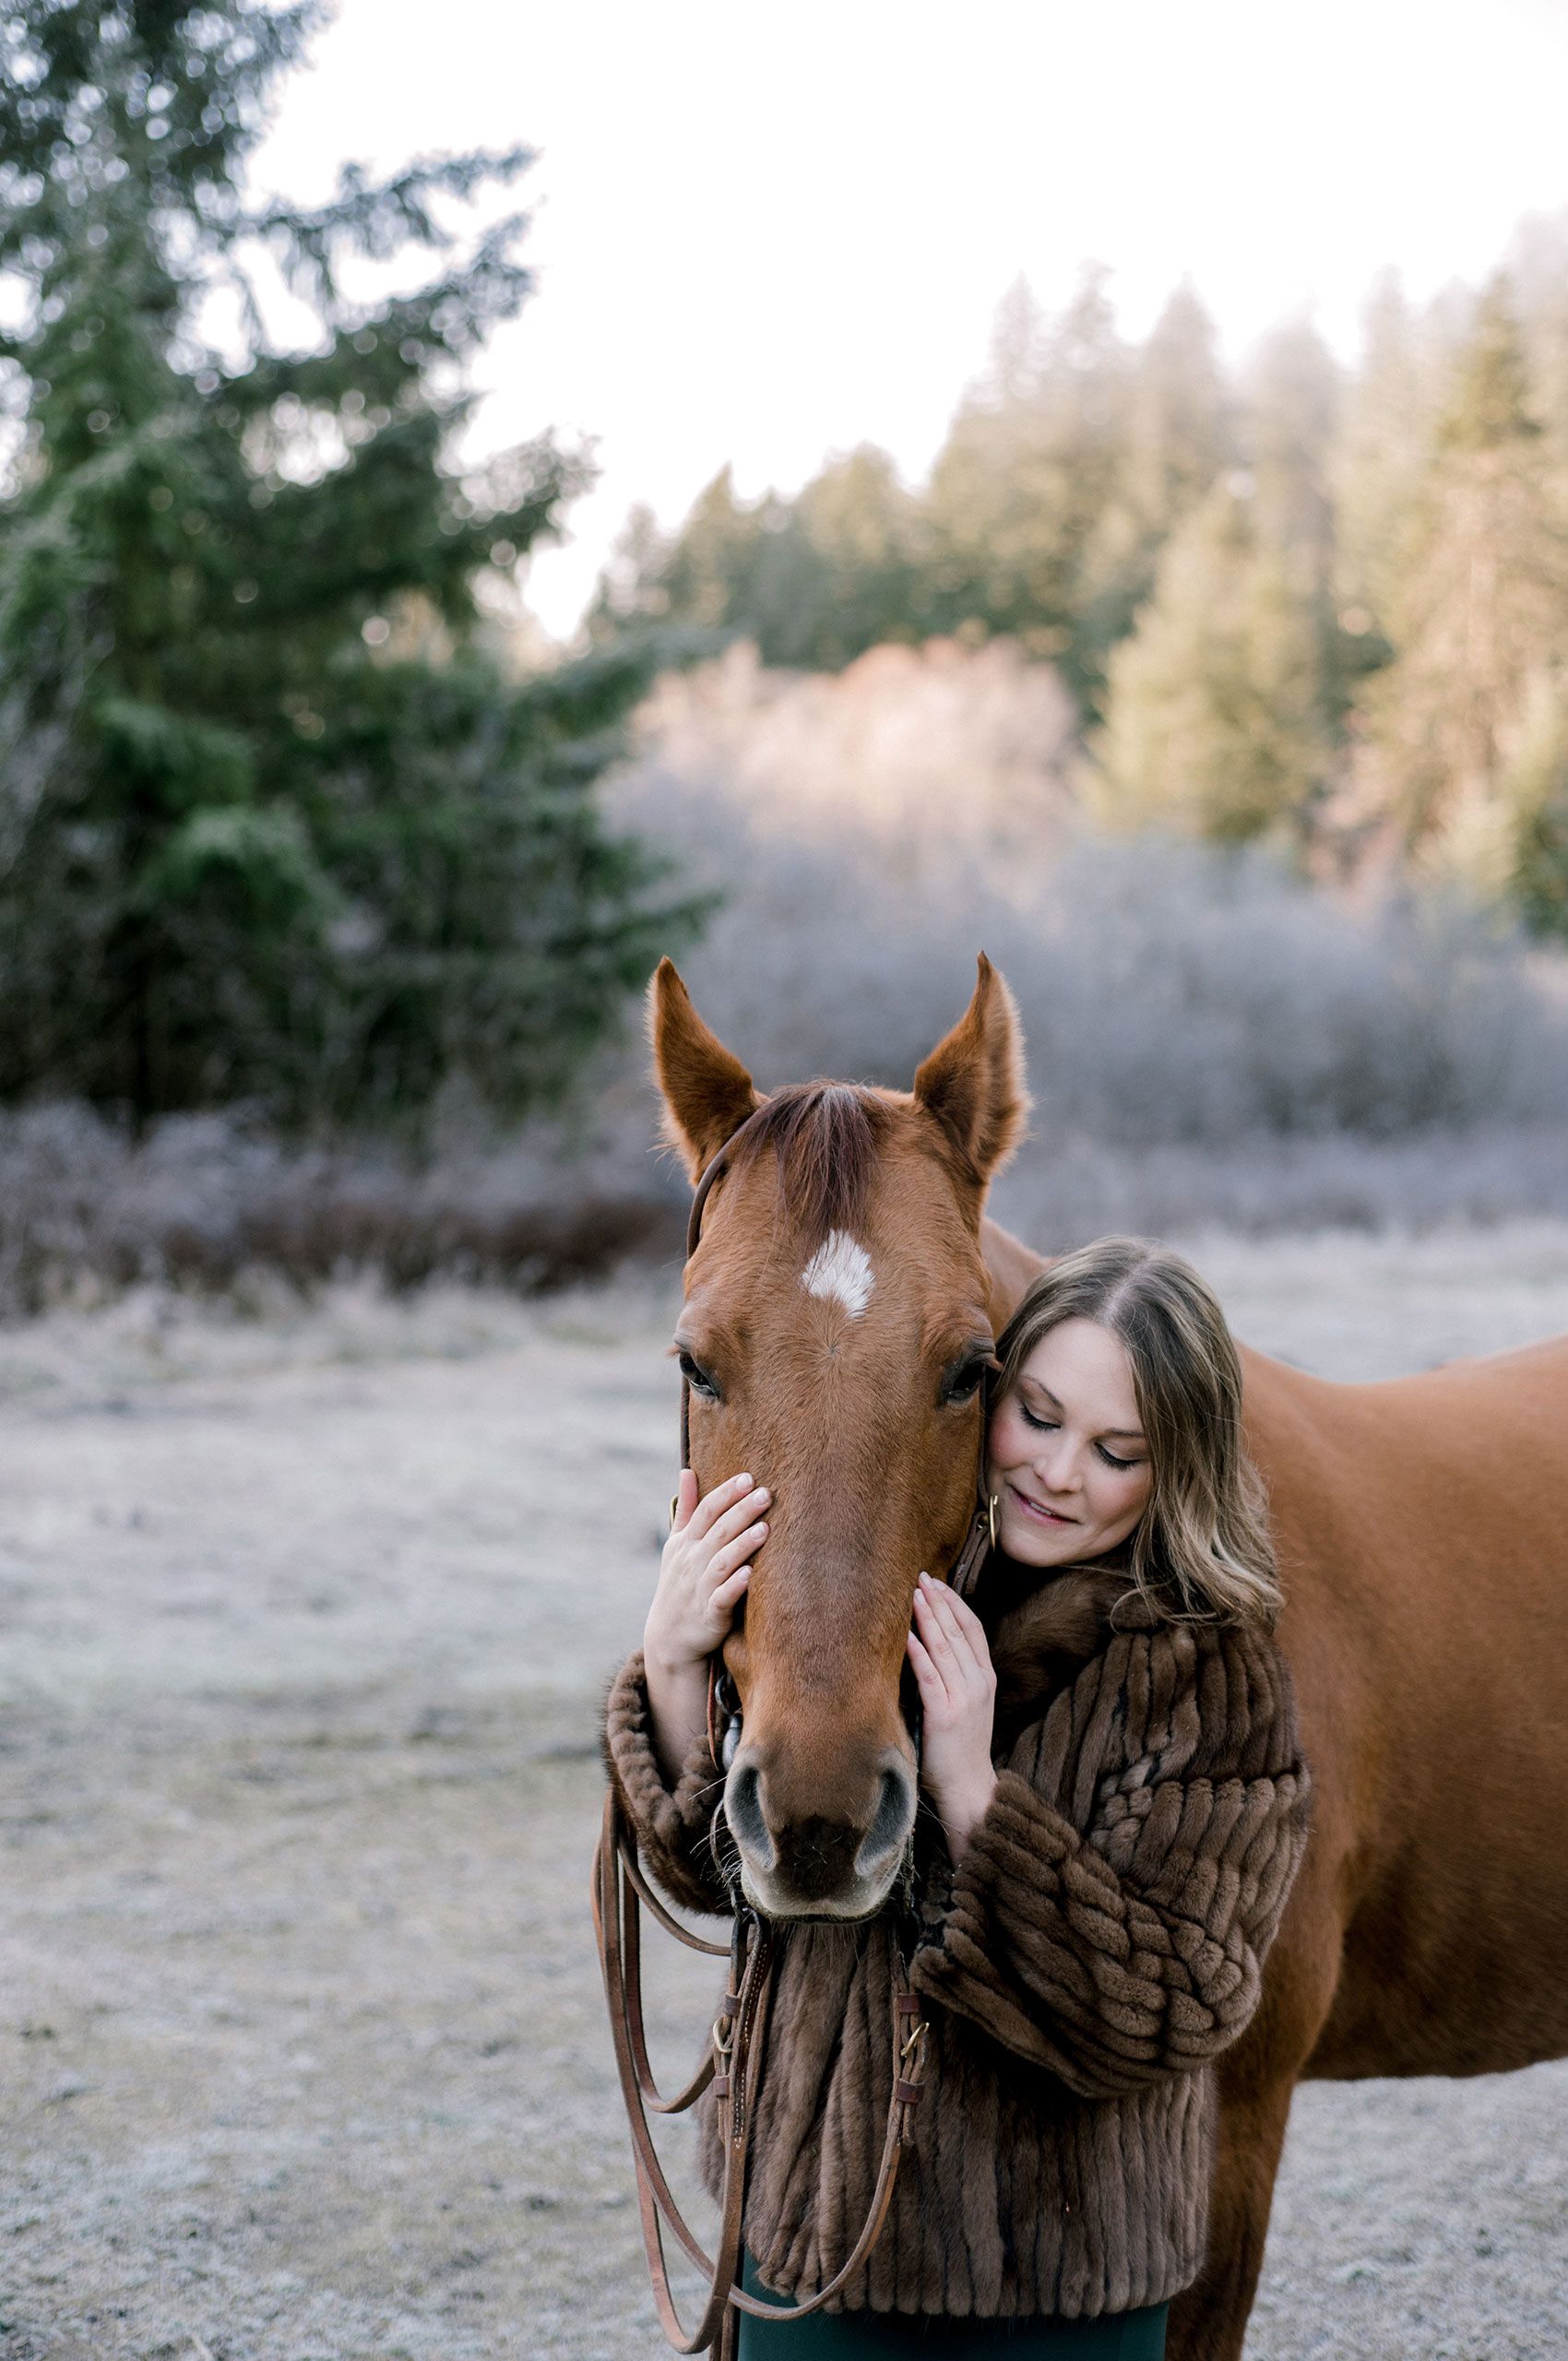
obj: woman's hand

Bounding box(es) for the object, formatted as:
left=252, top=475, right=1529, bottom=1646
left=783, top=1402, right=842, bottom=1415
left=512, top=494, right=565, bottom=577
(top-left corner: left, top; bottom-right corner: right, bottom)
left=645, top=1467, right=769, bottom=1675
left=643, top=1468, right=769, bottom=1784
left=908, top=1572, right=998, bottom=1863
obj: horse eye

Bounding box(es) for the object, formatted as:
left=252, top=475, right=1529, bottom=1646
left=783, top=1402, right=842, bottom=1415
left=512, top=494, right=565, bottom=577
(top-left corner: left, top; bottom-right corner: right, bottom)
left=678, top=1348, right=721, bottom=1402
left=940, top=1353, right=992, bottom=1407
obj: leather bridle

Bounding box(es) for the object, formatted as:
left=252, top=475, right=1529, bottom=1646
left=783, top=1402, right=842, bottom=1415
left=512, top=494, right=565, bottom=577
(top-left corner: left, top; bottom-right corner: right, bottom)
left=591, top=1105, right=996, bottom=2357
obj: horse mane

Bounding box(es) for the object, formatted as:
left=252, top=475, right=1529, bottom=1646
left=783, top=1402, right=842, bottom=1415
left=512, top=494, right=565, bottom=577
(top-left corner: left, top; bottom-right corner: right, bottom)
left=726, top=1082, right=893, bottom=1246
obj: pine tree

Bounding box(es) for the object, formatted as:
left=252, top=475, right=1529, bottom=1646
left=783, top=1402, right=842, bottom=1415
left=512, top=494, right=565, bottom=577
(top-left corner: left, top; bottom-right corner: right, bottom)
left=785, top=445, right=921, bottom=666
left=1345, top=280, right=1568, bottom=898
left=922, top=267, right=1130, bottom=697
left=1331, top=273, right=1440, bottom=647
left=0, top=0, right=683, bottom=1123
left=594, top=446, right=921, bottom=673
left=1244, top=318, right=1340, bottom=580
left=1120, top=282, right=1230, bottom=540
left=647, top=467, right=762, bottom=634
left=1073, top=281, right=1229, bottom=698
left=1503, top=211, right=1568, bottom=477
left=586, top=501, right=673, bottom=636
left=1503, top=670, right=1568, bottom=934
left=1089, top=481, right=1337, bottom=847
left=598, top=466, right=811, bottom=665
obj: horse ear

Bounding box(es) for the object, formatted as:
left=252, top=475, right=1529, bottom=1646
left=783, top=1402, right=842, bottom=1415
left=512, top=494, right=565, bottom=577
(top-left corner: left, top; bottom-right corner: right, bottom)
left=912, top=955, right=1030, bottom=1185
left=647, top=958, right=761, bottom=1180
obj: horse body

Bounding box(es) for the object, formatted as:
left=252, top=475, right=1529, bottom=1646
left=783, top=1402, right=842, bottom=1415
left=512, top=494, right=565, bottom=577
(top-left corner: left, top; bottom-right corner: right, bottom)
left=647, top=956, right=1568, bottom=2361
left=1267, top=1335, right=1568, bottom=2082
left=983, top=1222, right=1568, bottom=2353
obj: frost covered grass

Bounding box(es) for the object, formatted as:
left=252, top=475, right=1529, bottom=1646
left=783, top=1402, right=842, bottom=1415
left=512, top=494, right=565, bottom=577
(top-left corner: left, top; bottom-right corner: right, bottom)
left=1, top=1237, right=1565, bottom=2358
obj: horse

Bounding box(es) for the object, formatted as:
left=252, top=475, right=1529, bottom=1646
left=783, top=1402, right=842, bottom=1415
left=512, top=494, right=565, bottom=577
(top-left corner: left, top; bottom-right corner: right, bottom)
left=645, top=951, right=1568, bottom=2360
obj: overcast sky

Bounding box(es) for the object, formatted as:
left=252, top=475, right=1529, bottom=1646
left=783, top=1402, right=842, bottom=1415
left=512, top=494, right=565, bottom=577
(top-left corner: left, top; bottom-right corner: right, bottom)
left=254, top=0, right=1568, bottom=635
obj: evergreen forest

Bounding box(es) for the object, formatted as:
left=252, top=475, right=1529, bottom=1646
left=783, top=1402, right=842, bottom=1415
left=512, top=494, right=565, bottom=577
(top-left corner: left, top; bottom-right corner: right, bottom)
left=597, top=256, right=1568, bottom=936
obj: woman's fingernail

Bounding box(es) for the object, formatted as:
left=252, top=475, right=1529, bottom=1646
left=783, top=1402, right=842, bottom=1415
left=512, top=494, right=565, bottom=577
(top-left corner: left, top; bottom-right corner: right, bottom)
left=737, top=1474, right=752, bottom=1489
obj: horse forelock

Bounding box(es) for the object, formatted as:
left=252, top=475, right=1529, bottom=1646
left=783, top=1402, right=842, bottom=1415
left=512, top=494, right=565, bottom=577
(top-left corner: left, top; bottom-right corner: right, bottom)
left=724, top=1082, right=894, bottom=1250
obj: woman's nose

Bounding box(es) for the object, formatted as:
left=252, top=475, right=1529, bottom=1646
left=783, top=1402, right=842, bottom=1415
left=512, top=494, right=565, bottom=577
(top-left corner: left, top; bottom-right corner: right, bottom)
left=1035, top=1440, right=1081, bottom=1494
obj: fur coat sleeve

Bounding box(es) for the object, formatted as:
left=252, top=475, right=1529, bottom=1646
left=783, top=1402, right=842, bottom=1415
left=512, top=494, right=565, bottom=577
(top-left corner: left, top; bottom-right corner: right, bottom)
left=601, top=1650, right=731, bottom=1917
left=909, top=1616, right=1313, bottom=2102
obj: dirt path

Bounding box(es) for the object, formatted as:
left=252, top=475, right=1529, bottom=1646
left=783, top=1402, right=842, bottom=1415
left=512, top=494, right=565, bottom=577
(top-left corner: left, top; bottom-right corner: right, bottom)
left=3, top=1228, right=1568, bottom=2358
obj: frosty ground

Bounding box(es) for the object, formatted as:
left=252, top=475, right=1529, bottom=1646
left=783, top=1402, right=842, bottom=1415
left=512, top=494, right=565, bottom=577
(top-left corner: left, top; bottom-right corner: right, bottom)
left=3, top=1226, right=1567, bottom=2360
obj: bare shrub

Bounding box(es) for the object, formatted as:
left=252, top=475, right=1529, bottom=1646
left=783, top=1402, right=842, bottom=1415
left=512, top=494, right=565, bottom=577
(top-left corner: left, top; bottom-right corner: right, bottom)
left=603, top=642, right=1568, bottom=1234
left=986, top=1125, right=1568, bottom=1252
left=6, top=642, right=1566, bottom=1319
left=628, top=638, right=1078, bottom=874
left=0, top=1100, right=678, bottom=1322
left=610, top=654, right=1568, bottom=1141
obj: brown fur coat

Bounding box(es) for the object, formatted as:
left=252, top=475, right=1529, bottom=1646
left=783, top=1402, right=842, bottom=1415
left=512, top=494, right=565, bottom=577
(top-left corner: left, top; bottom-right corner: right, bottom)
left=601, top=1566, right=1312, bottom=2319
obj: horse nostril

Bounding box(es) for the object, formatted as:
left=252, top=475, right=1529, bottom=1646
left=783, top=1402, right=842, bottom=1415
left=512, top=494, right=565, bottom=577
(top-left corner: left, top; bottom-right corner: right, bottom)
left=855, top=1756, right=916, bottom=1877
left=725, top=1757, right=774, bottom=1869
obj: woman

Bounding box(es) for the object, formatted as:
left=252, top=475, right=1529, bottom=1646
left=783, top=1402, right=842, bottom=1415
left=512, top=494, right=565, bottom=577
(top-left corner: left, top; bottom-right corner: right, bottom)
left=606, top=1236, right=1313, bottom=2357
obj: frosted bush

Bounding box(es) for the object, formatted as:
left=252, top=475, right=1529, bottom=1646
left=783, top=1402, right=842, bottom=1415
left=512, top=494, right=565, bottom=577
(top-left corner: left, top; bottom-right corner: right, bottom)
left=3, top=641, right=1566, bottom=1316
left=610, top=646, right=1568, bottom=1142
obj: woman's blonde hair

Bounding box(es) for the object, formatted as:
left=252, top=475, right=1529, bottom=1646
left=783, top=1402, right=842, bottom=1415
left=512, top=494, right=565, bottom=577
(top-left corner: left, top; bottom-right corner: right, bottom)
left=991, top=1236, right=1280, bottom=1628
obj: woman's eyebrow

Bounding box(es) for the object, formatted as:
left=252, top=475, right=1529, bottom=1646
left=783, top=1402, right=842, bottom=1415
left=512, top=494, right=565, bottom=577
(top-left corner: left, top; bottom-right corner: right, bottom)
left=1018, top=1375, right=1146, bottom=1442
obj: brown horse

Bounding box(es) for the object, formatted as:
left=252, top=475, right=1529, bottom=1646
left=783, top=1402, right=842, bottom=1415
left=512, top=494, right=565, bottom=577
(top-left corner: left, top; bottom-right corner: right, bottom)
left=647, top=951, right=1568, bottom=2361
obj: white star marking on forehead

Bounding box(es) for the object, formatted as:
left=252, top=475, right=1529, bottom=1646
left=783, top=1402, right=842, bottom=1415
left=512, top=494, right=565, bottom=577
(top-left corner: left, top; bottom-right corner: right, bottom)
left=800, top=1229, right=875, bottom=1319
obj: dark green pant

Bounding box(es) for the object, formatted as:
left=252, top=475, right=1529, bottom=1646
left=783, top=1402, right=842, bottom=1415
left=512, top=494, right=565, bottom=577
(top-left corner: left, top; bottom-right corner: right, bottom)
left=736, top=2256, right=1169, bottom=2358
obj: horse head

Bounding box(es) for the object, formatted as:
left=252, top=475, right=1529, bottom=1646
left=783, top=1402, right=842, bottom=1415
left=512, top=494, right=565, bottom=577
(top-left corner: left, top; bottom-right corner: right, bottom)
left=650, top=954, right=1028, bottom=1920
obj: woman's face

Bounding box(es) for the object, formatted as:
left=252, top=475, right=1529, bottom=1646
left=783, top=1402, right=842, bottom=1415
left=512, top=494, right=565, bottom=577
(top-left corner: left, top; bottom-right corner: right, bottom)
left=986, top=1316, right=1154, bottom=1568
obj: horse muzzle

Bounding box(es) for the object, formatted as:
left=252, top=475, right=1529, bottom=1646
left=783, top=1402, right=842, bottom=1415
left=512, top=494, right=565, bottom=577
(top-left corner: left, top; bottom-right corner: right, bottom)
left=722, top=1738, right=918, bottom=1921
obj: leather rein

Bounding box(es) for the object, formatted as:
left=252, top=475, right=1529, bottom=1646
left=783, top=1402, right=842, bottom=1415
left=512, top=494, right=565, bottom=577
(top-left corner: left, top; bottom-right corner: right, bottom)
left=591, top=1106, right=996, bottom=2357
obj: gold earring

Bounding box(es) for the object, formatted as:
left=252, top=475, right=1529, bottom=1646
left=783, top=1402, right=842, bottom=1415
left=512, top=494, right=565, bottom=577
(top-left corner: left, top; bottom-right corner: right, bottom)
left=987, top=1492, right=999, bottom=1550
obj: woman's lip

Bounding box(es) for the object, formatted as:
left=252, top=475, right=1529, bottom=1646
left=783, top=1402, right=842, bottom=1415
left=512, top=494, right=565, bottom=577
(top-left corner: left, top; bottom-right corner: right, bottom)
left=1007, top=1482, right=1076, bottom=1525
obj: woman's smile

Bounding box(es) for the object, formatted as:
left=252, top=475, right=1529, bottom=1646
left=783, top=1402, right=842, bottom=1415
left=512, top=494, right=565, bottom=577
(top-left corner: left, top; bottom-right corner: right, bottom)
left=1006, top=1482, right=1078, bottom=1526
left=987, top=1317, right=1154, bottom=1567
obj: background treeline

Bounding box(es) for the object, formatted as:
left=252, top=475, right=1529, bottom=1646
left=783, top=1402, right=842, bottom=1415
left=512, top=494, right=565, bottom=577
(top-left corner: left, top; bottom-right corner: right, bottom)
left=3, top=2, right=1567, bottom=1316
left=596, top=249, right=1568, bottom=935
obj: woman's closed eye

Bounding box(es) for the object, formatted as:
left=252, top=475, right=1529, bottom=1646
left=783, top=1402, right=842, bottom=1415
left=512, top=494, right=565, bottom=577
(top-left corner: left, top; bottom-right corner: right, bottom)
left=1019, top=1403, right=1138, bottom=1471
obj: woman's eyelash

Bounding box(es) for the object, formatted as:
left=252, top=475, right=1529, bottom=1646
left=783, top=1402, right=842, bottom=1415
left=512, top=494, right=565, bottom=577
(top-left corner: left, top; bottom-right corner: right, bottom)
left=1019, top=1405, right=1138, bottom=1472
